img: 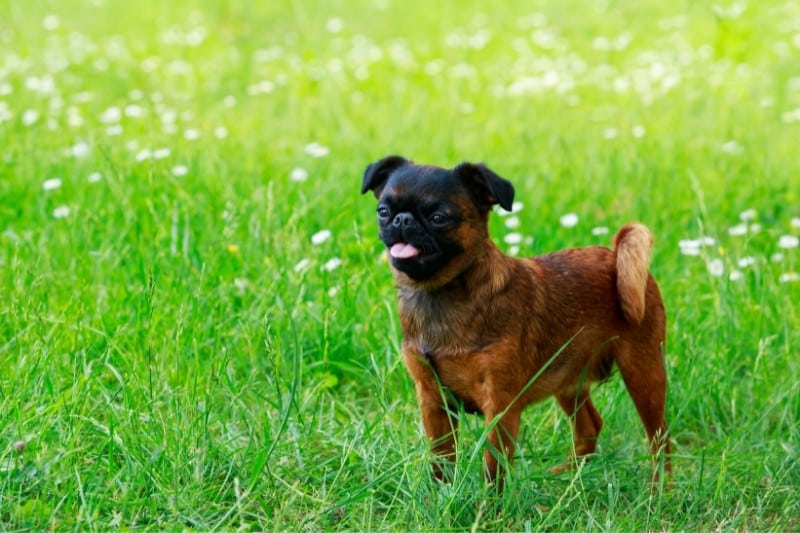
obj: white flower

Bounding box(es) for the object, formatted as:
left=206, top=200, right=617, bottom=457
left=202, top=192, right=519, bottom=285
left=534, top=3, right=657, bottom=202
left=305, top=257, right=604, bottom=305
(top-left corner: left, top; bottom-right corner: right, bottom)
left=507, top=245, right=520, bottom=256
left=290, top=168, right=308, bottom=182
left=22, top=109, right=39, bottom=126
left=293, top=258, right=311, bottom=272
left=106, top=125, right=123, bottom=136
left=326, top=17, right=344, bottom=33
left=88, top=172, right=102, bottom=183
left=214, top=126, right=228, bottom=139
left=67, top=109, right=83, bottom=127
left=503, top=232, right=523, bottom=244
left=771, top=253, right=784, bottom=262
left=71, top=142, right=90, bottom=158
left=171, top=165, right=188, bottom=177
left=42, top=178, right=62, bottom=191
left=304, top=142, right=330, bottom=158
left=135, top=149, right=152, bottom=162
left=53, top=205, right=70, bottom=219
left=737, top=257, right=757, bottom=268
left=0, top=102, right=12, bottom=123
left=721, top=141, right=743, bottom=154
left=729, top=270, right=744, bottom=282
left=680, top=238, right=715, bottom=256
left=560, top=213, right=579, bottom=228
left=707, top=259, right=724, bottom=277
left=782, top=109, right=800, bottom=124
left=184, top=128, right=201, bottom=141
left=247, top=81, right=276, bottom=95
left=679, top=244, right=701, bottom=256
left=728, top=223, right=748, bottom=236
left=602, top=128, right=618, bottom=140
left=153, top=148, right=171, bottom=159
left=99, top=106, right=121, bottom=124
left=778, top=235, right=799, bottom=249
left=504, top=216, right=520, bottom=229
left=311, top=229, right=332, bottom=245
left=125, top=104, right=144, bottom=117
left=791, top=217, right=800, bottom=229
left=327, top=287, right=339, bottom=297
left=632, top=125, right=646, bottom=138
left=323, top=257, right=342, bottom=271
left=779, top=272, right=800, bottom=283
left=160, top=110, right=177, bottom=124
left=42, top=15, right=59, bottom=30
left=592, top=226, right=610, bottom=236
left=739, top=208, right=757, bottom=221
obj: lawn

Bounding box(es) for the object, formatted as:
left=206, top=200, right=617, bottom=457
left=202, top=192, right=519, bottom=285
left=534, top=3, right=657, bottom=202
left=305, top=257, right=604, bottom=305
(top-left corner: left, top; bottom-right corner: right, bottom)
left=1, top=0, right=799, bottom=530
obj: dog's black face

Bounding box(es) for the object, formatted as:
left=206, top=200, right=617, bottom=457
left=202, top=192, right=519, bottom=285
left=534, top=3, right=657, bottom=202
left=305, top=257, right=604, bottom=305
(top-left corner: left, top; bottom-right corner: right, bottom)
left=361, top=156, right=515, bottom=282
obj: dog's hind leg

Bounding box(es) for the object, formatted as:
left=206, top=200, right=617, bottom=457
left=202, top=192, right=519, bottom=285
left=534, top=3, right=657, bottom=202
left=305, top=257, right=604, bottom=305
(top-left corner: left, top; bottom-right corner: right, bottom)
left=615, top=341, right=672, bottom=478
left=551, top=389, right=603, bottom=473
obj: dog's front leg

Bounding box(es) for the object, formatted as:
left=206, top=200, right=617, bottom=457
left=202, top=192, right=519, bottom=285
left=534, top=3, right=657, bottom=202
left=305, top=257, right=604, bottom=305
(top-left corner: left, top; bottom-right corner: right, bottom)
left=418, top=382, right=459, bottom=481
left=403, top=349, right=458, bottom=481
left=482, top=405, right=521, bottom=492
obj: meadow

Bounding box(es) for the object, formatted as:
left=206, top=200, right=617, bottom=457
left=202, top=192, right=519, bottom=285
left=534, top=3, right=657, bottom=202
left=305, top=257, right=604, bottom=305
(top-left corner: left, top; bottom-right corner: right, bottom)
left=1, top=0, right=799, bottom=530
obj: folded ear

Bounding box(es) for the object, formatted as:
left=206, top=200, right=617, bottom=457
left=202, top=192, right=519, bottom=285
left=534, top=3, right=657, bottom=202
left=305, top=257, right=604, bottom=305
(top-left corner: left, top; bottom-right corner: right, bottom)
left=453, top=162, right=515, bottom=212
left=361, top=155, right=411, bottom=198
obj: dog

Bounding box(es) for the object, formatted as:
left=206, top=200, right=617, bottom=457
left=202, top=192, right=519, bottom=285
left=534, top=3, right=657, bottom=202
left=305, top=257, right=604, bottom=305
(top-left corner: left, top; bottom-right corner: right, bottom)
left=361, top=155, right=671, bottom=490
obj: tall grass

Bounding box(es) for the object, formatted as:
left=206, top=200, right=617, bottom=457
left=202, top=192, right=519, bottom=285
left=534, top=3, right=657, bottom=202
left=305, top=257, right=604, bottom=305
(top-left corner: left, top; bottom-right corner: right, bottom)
left=1, top=0, right=798, bottom=529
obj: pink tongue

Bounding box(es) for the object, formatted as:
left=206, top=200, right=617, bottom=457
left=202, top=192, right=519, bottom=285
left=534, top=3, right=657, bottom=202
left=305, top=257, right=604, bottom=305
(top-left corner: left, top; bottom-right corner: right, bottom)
left=390, top=242, right=420, bottom=259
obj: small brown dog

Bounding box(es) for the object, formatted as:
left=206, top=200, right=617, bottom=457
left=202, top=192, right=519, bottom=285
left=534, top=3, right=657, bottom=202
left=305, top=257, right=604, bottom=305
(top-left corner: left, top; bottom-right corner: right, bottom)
left=362, top=156, right=671, bottom=489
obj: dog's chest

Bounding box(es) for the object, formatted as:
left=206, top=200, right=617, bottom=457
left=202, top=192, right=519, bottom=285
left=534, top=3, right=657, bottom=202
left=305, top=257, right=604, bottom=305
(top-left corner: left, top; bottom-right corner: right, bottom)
left=399, top=290, right=479, bottom=352
left=399, top=293, right=497, bottom=411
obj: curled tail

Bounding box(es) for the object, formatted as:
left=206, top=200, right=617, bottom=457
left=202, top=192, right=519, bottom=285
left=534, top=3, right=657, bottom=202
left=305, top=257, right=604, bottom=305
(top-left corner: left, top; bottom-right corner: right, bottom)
left=614, top=223, right=654, bottom=325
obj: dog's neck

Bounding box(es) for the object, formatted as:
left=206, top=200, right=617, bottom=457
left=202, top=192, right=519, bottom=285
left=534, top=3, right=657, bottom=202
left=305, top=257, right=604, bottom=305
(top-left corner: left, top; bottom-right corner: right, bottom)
left=395, top=241, right=515, bottom=354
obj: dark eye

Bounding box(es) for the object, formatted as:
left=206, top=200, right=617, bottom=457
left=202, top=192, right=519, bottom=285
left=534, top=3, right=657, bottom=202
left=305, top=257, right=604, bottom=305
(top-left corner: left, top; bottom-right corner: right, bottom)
left=377, top=206, right=390, bottom=220
left=430, top=213, right=447, bottom=226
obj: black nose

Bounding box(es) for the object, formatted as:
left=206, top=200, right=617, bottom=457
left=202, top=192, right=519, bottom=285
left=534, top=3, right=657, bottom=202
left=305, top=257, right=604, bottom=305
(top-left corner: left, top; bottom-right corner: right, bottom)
left=392, top=213, right=414, bottom=228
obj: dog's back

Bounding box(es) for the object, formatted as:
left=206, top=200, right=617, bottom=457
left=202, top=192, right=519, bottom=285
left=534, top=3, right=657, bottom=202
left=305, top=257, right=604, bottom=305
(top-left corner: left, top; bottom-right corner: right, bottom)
left=522, top=224, right=666, bottom=389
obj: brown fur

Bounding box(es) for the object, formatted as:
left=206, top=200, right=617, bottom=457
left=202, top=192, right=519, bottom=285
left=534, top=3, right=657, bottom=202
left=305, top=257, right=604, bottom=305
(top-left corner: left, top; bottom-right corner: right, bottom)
left=362, top=158, right=671, bottom=490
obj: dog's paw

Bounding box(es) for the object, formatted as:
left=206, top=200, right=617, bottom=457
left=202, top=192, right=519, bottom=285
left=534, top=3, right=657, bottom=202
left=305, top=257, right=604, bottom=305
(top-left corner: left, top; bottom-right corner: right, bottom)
left=549, top=454, right=593, bottom=475
left=548, top=462, right=573, bottom=475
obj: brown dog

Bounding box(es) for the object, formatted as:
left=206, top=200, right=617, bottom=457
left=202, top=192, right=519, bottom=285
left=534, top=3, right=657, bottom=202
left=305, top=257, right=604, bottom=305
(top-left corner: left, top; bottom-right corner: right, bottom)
left=361, top=156, right=671, bottom=489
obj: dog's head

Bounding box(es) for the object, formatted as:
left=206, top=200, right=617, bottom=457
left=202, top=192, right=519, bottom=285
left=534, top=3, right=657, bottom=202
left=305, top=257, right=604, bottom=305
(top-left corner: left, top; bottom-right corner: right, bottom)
left=361, top=155, right=515, bottom=285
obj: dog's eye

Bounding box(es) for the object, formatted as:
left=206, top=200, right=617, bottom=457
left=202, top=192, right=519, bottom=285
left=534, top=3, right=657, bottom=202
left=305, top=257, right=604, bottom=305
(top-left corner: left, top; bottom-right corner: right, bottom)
left=430, top=213, right=447, bottom=226
left=377, top=206, right=390, bottom=220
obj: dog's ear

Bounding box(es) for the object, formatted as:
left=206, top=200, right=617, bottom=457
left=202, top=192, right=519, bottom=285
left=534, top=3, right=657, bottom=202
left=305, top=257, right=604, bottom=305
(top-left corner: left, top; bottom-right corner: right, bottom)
left=361, top=155, right=411, bottom=198
left=453, top=162, right=515, bottom=212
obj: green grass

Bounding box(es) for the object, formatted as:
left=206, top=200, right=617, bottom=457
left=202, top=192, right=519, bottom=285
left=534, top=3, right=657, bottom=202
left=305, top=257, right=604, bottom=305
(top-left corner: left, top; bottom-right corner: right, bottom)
left=1, top=0, right=799, bottom=529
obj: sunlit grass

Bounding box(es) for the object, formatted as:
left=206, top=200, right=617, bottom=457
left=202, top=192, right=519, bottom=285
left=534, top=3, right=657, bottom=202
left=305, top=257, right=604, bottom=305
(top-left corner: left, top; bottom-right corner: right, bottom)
left=1, top=0, right=799, bottom=530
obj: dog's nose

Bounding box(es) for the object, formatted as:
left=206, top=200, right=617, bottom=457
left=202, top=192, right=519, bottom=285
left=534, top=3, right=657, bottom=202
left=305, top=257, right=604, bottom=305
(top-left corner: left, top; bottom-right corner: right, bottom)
left=392, top=213, right=414, bottom=228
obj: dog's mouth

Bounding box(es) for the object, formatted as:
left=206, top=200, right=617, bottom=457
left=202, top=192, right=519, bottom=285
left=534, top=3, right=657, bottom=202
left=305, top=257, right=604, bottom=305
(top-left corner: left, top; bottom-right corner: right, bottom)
left=388, top=241, right=442, bottom=262
left=390, top=242, right=421, bottom=259
left=384, top=237, right=460, bottom=281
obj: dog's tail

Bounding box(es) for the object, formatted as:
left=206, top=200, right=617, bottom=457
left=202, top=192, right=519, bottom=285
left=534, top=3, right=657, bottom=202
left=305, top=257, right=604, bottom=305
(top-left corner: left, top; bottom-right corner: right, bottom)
left=613, top=223, right=654, bottom=326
